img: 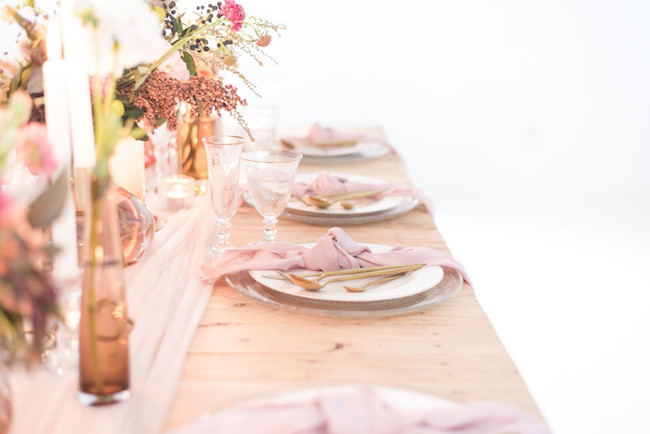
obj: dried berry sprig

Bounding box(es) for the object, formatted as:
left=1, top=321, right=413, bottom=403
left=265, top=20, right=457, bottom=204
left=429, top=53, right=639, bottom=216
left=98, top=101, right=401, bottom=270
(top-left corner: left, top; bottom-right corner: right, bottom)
left=119, top=70, right=246, bottom=132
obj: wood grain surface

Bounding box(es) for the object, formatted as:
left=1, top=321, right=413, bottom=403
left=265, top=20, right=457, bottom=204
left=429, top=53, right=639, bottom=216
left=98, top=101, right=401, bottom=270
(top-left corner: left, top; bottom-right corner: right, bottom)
left=165, top=127, right=542, bottom=429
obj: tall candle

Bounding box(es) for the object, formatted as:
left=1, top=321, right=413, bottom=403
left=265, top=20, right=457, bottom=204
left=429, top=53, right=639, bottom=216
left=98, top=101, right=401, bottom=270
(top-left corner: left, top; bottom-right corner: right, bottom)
left=60, top=0, right=96, bottom=168
left=43, top=16, right=79, bottom=280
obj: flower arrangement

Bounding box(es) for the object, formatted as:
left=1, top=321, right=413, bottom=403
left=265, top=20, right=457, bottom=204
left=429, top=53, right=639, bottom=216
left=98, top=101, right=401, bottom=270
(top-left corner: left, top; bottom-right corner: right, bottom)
left=1, top=0, right=283, bottom=144
left=0, top=91, right=62, bottom=365
left=0, top=0, right=282, bottom=366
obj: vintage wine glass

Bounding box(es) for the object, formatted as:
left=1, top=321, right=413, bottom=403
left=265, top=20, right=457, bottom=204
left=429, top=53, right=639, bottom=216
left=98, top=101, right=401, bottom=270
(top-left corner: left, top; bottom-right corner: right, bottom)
left=241, top=149, right=302, bottom=242
left=203, top=135, right=244, bottom=257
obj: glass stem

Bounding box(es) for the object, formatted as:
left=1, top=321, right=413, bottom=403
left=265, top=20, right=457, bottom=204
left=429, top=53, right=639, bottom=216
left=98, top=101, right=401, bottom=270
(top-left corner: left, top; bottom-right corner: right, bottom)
left=216, top=219, right=232, bottom=248
left=262, top=216, right=278, bottom=242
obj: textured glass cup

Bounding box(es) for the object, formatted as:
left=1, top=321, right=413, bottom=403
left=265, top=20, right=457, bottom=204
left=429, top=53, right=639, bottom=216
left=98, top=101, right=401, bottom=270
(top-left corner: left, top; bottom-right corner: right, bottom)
left=245, top=105, right=281, bottom=149
left=203, top=135, right=244, bottom=256
left=241, top=149, right=302, bottom=242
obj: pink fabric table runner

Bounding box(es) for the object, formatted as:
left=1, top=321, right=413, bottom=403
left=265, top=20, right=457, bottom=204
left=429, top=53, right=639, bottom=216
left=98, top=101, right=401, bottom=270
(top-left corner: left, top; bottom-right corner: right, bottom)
left=9, top=197, right=215, bottom=434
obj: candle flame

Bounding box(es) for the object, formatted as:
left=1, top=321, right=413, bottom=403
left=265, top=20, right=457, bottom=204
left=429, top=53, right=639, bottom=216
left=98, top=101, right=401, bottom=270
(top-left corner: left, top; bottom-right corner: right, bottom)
left=46, top=16, right=62, bottom=61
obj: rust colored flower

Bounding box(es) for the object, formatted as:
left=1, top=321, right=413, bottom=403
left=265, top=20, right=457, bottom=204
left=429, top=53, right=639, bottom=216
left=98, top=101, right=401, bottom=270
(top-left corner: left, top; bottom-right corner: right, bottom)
left=257, top=34, right=272, bottom=47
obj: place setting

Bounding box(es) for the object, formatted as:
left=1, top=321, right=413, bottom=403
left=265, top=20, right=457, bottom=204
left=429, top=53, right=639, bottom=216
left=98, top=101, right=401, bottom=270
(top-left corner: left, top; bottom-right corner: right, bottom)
left=279, top=123, right=391, bottom=163
left=280, top=171, right=430, bottom=225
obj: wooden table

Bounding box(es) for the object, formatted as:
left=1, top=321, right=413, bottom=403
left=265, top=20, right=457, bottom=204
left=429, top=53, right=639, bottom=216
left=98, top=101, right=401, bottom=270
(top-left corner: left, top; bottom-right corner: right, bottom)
left=165, top=128, right=542, bottom=429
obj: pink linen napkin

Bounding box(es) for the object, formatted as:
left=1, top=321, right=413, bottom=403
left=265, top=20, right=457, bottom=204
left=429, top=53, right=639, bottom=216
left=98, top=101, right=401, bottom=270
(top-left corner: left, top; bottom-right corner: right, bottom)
left=280, top=123, right=389, bottom=148
left=200, top=227, right=470, bottom=284
left=167, top=387, right=550, bottom=434
left=292, top=172, right=435, bottom=215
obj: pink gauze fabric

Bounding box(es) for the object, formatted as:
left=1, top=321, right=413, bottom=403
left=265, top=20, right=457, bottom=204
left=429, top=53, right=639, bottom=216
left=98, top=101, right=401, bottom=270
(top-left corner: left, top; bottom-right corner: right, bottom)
left=280, top=122, right=390, bottom=148
left=199, top=227, right=470, bottom=284
left=167, top=387, right=550, bottom=434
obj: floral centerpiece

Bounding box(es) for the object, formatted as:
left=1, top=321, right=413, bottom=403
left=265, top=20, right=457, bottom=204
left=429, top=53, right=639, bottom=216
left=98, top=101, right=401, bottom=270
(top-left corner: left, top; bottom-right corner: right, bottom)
left=2, top=0, right=283, bottom=179
left=2, top=0, right=283, bottom=407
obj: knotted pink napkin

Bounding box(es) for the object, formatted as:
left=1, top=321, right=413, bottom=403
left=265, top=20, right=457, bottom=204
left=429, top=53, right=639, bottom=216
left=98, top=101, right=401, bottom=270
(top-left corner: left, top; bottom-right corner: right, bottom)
left=280, top=123, right=389, bottom=148
left=200, top=227, right=469, bottom=284
left=167, top=387, right=550, bottom=434
left=292, top=172, right=435, bottom=215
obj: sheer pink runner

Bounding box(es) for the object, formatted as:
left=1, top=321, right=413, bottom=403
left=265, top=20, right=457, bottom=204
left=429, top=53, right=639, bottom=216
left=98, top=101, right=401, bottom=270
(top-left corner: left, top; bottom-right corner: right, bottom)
left=9, top=197, right=216, bottom=434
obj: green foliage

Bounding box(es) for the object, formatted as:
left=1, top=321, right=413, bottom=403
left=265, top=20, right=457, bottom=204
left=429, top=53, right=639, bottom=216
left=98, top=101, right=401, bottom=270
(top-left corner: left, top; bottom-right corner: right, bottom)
left=181, top=51, right=196, bottom=76
left=26, top=170, right=68, bottom=229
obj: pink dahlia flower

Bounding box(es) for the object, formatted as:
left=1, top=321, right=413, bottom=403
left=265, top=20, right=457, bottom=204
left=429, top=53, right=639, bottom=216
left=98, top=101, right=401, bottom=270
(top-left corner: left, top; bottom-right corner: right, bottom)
left=220, top=0, right=245, bottom=32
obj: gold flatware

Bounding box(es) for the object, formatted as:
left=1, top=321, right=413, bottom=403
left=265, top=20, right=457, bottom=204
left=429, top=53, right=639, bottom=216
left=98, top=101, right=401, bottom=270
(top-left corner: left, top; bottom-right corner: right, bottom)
left=344, top=271, right=409, bottom=292
left=265, top=263, right=425, bottom=280
left=281, top=139, right=358, bottom=149
left=302, top=188, right=389, bottom=209
left=278, top=264, right=425, bottom=291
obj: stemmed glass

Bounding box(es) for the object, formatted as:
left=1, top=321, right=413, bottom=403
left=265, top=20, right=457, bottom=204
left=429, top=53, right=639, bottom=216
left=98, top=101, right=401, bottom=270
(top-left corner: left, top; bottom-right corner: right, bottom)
left=203, top=135, right=244, bottom=257
left=241, top=149, right=302, bottom=242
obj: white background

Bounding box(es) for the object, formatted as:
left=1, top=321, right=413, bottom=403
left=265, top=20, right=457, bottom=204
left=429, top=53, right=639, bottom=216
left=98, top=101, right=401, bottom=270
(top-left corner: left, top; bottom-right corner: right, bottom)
left=2, top=1, right=649, bottom=433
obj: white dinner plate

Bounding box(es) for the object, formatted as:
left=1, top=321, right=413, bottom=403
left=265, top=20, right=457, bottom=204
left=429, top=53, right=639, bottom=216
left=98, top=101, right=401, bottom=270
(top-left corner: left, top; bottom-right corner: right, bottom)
left=288, top=173, right=404, bottom=217
left=249, top=244, right=444, bottom=303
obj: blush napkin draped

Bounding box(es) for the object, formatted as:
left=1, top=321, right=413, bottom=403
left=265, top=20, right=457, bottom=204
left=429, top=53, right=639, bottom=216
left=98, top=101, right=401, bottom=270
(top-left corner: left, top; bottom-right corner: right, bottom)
left=280, top=122, right=390, bottom=148
left=168, top=387, right=550, bottom=434
left=200, top=227, right=470, bottom=284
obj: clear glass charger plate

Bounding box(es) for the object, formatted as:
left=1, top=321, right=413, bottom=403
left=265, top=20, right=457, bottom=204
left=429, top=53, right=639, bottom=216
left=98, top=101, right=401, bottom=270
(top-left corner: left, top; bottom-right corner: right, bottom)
left=281, top=196, right=419, bottom=226
left=225, top=266, right=463, bottom=318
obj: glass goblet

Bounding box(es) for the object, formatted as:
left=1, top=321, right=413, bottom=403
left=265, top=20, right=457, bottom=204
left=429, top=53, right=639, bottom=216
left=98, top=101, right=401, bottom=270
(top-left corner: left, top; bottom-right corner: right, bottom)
left=203, top=135, right=244, bottom=257
left=241, top=149, right=302, bottom=242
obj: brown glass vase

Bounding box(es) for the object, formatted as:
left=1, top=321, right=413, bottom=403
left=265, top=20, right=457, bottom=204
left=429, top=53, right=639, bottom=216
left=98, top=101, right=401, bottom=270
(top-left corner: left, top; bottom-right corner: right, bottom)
left=177, top=105, right=221, bottom=180
left=77, top=177, right=131, bottom=406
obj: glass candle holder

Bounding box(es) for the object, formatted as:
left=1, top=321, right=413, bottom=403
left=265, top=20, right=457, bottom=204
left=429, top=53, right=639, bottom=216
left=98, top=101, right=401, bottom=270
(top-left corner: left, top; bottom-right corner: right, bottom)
left=159, top=174, right=195, bottom=212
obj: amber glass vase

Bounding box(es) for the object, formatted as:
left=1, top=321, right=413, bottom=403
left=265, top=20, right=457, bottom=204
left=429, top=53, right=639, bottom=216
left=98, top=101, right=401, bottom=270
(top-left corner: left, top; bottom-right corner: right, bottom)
left=77, top=177, right=131, bottom=406
left=177, top=105, right=221, bottom=180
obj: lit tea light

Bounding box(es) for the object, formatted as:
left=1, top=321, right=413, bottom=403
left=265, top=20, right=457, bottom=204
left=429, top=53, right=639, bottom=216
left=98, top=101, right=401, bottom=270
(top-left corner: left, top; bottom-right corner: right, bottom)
left=160, top=174, right=195, bottom=212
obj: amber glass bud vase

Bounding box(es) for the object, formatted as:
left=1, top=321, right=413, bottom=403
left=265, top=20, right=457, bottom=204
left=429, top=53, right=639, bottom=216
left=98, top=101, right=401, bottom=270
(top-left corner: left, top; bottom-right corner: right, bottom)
left=78, top=177, right=131, bottom=406
left=177, top=103, right=221, bottom=180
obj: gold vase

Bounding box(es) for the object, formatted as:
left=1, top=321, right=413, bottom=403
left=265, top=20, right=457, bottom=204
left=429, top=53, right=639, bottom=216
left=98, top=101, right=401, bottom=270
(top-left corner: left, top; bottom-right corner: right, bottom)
left=77, top=177, right=131, bottom=406
left=177, top=107, right=221, bottom=180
